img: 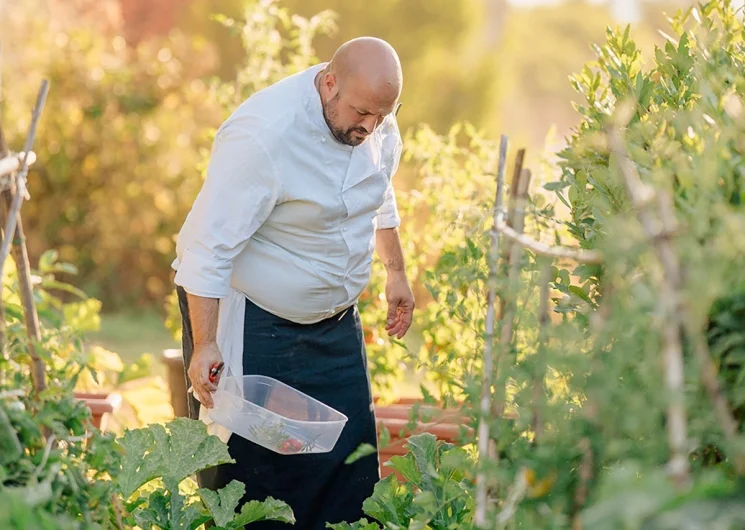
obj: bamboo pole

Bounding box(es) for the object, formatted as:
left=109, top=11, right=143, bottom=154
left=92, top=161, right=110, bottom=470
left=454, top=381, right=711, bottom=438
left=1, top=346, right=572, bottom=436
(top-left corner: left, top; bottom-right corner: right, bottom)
left=606, top=125, right=690, bottom=488
left=0, top=82, right=49, bottom=395
left=475, top=134, right=509, bottom=529
left=0, top=80, right=49, bottom=271
left=493, top=168, right=532, bottom=419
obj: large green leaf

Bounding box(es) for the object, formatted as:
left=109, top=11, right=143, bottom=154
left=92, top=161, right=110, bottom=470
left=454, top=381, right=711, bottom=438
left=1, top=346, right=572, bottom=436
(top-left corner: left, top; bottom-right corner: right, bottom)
left=361, top=474, right=415, bottom=526
left=133, top=490, right=169, bottom=529
left=386, top=454, right=422, bottom=486
left=118, top=424, right=168, bottom=498
left=160, top=418, right=234, bottom=485
left=229, top=497, right=295, bottom=528
left=178, top=501, right=207, bottom=530
left=405, top=433, right=440, bottom=491
left=117, top=418, right=234, bottom=498
left=199, top=480, right=245, bottom=527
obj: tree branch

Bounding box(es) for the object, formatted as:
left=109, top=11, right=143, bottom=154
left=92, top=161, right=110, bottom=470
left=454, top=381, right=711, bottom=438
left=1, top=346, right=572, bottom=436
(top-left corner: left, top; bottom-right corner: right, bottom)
left=495, top=221, right=604, bottom=265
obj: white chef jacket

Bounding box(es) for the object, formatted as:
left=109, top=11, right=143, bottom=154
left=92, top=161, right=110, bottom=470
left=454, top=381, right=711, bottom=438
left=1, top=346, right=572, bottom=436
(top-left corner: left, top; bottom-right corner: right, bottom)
left=171, top=63, right=403, bottom=441
left=172, top=62, right=402, bottom=323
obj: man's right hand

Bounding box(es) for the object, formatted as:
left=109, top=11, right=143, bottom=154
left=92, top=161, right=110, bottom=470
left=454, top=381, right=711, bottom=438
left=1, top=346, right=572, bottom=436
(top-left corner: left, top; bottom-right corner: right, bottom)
left=188, top=341, right=223, bottom=408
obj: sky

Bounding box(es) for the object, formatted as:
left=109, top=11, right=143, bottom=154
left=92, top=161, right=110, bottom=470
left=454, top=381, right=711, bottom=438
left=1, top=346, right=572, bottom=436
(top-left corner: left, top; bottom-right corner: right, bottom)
left=506, top=0, right=745, bottom=23
left=506, top=0, right=640, bottom=22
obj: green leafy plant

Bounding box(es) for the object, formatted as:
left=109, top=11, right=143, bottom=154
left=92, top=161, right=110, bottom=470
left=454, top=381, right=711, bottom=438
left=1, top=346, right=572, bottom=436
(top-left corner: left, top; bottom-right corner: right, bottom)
left=118, top=417, right=294, bottom=529
left=329, top=433, right=475, bottom=530
left=1, top=250, right=294, bottom=529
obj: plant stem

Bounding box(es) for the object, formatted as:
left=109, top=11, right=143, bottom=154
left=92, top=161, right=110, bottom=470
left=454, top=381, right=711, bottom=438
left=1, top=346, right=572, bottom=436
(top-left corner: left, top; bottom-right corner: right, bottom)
left=475, top=134, right=508, bottom=529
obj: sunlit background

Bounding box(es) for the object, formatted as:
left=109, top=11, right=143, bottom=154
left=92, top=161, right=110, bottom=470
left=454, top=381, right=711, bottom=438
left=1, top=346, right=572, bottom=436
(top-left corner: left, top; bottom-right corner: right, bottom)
left=0, top=0, right=730, bottom=422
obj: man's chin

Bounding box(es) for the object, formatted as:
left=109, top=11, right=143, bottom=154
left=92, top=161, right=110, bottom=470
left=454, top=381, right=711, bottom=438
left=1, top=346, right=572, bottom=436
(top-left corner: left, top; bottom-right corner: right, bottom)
left=331, top=128, right=368, bottom=147
left=346, top=133, right=369, bottom=147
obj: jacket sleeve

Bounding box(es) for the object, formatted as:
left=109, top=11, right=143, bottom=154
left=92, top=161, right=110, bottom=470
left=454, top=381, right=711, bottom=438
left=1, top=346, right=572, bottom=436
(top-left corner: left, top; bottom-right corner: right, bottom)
left=174, top=119, right=280, bottom=298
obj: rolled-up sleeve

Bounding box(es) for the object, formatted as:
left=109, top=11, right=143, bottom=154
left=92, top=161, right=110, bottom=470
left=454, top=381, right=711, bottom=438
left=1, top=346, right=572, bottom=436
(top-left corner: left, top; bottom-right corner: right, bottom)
left=174, top=119, right=280, bottom=298
left=376, top=124, right=403, bottom=230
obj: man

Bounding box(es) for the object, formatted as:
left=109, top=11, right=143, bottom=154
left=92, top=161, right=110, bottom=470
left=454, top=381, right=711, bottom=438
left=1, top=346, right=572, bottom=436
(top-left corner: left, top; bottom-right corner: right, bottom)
left=172, top=37, right=414, bottom=529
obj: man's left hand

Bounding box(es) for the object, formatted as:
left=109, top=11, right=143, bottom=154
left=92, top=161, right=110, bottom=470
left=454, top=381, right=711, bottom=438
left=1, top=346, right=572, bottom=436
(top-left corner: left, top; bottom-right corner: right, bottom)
left=385, top=276, right=415, bottom=339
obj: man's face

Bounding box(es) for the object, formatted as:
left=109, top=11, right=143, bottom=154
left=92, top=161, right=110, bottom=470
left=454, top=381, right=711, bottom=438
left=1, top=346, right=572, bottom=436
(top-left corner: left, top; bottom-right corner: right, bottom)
left=319, top=74, right=398, bottom=147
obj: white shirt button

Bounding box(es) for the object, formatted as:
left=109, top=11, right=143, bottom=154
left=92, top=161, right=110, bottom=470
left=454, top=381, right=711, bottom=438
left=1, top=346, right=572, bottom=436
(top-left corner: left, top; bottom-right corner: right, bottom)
left=321, top=137, right=326, bottom=143
left=342, top=226, right=348, bottom=232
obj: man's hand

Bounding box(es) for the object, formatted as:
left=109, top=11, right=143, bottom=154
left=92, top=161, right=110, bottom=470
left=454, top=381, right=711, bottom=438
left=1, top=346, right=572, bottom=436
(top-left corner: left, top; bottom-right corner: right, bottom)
left=385, top=275, right=415, bottom=339
left=188, top=342, right=223, bottom=408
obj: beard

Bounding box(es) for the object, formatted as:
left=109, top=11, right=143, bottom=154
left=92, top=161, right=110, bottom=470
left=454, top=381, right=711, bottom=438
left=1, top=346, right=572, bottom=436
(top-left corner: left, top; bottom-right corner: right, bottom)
left=321, top=96, right=368, bottom=147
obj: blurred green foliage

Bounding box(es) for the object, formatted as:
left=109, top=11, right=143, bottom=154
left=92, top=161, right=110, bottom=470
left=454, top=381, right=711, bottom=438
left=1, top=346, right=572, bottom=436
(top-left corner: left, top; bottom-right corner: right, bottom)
left=2, top=0, right=683, bottom=312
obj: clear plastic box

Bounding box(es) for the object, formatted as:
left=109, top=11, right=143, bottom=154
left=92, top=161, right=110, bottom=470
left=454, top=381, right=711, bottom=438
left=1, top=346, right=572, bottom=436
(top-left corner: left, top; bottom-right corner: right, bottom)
left=208, top=375, right=348, bottom=455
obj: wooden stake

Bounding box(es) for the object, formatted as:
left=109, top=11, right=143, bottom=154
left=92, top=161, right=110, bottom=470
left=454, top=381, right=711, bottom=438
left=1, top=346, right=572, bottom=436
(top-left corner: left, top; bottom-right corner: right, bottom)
left=658, top=194, right=745, bottom=474
left=0, top=85, right=48, bottom=395
left=607, top=125, right=690, bottom=488
left=499, top=149, right=526, bottom=320
left=494, top=168, right=532, bottom=419
left=475, top=134, right=509, bottom=529
left=0, top=80, right=49, bottom=271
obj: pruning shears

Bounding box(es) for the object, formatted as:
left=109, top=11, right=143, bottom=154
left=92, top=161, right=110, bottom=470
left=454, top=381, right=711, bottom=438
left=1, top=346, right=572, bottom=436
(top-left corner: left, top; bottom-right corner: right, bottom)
left=208, top=362, right=224, bottom=384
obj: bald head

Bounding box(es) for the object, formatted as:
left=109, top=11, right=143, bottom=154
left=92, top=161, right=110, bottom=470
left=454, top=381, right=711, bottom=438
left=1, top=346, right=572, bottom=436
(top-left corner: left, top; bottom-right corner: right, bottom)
left=329, top=37, right=402, bottom=101
left=315, top=37, right=402, bottom=146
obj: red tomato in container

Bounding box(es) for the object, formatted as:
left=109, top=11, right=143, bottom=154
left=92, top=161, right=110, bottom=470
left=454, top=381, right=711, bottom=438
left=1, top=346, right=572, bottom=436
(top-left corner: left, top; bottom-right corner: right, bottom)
left=280, top=438, right=303, bottom=453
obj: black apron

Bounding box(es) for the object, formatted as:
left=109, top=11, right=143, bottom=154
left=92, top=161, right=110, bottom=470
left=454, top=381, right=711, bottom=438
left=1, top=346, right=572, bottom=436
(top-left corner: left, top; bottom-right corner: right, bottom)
left=176, top=286, right=380, bottom=529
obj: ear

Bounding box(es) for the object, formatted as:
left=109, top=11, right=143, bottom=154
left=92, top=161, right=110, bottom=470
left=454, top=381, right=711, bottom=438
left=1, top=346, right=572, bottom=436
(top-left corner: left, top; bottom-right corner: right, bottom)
left=324, top=72, right=340, bottom=98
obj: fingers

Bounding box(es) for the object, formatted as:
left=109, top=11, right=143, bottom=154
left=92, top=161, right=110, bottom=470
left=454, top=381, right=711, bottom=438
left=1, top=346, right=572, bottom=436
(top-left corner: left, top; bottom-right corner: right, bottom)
left=188, top=367, right=218, bottom=409
left=386, top=300, right=399, bottom=328
left=397, top=308, right=413, bottom=339
left=195, top=379, right=216, bottom=408
left=385, top=304, right=414, bottom=339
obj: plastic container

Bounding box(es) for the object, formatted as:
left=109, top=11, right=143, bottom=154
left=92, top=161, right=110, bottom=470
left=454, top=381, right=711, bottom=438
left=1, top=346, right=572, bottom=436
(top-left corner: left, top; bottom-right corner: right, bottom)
left=208, top=375, right=348, bottom=455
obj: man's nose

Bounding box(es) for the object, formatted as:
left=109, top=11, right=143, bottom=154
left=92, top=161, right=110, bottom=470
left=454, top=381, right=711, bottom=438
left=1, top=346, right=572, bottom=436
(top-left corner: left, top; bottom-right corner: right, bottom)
left=361, top=115, right=378, bottom=134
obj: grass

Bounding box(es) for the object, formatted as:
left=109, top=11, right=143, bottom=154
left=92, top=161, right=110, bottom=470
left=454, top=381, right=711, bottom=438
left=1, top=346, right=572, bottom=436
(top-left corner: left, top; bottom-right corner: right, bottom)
left=88, top=309, right=179, bottom=379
